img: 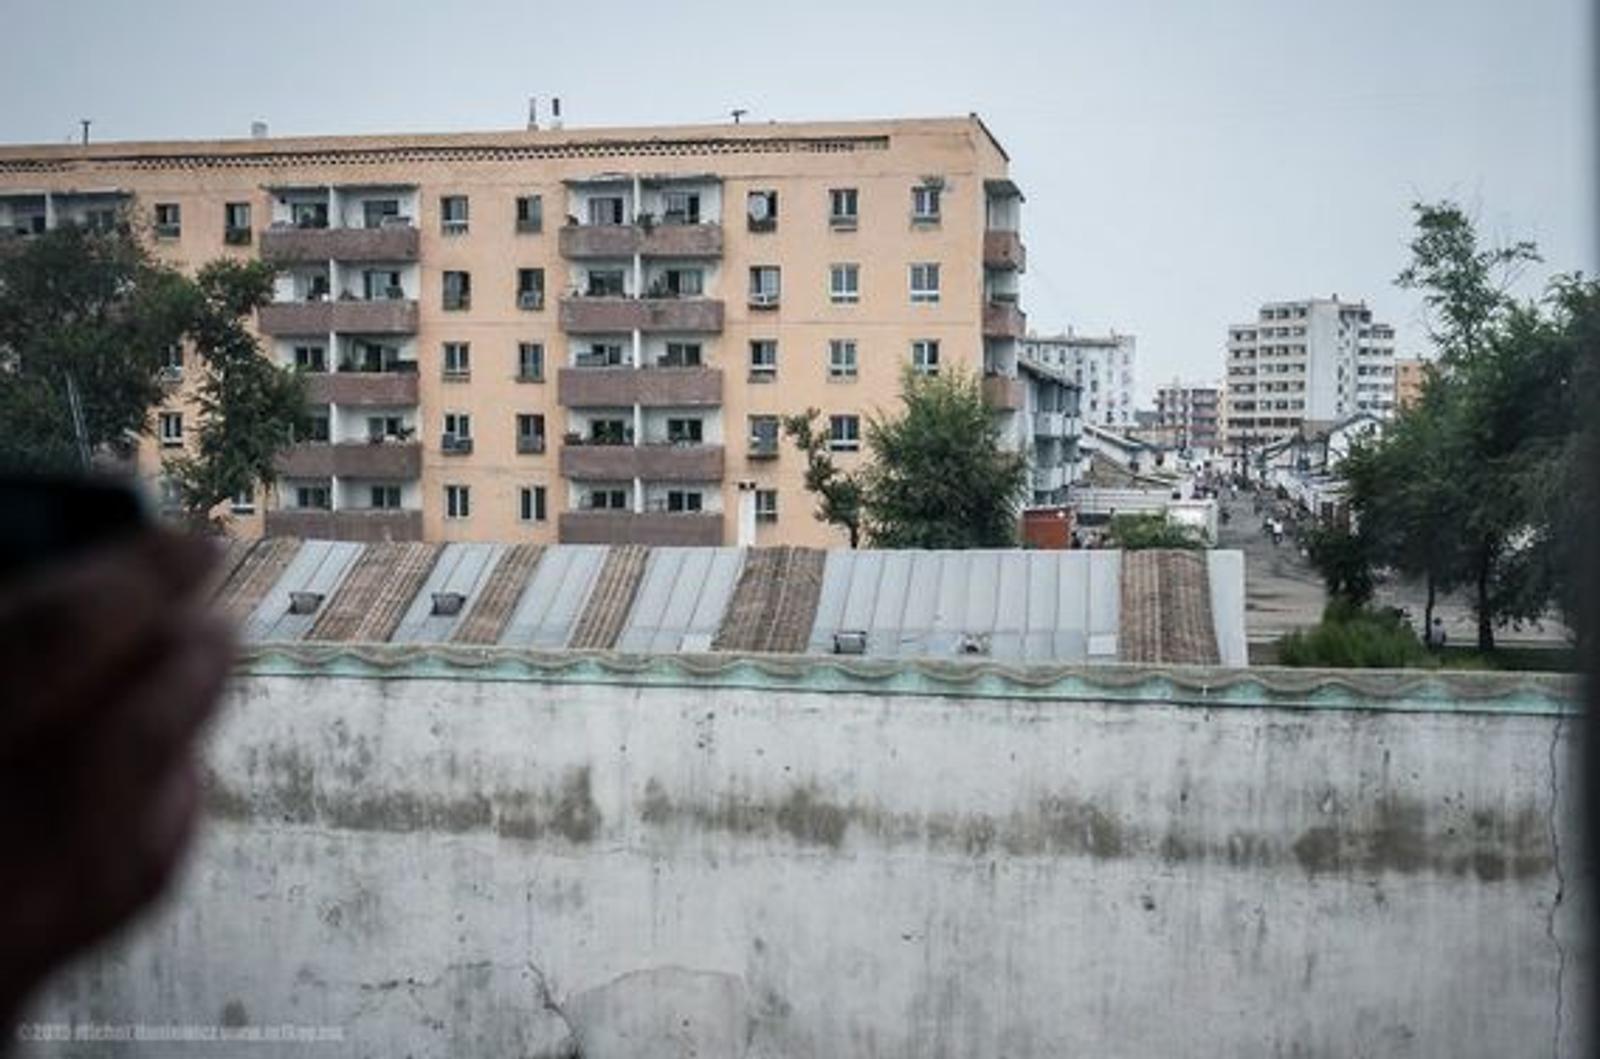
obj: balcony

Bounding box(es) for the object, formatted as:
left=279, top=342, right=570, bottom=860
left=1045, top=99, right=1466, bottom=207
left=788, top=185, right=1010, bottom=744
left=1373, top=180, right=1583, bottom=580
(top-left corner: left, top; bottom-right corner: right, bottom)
left=983, top=301, right=1027, bottom=340
left=258, top=299, right=418, bottom=336
left=260, top=224, right=419, bottom=263
left=1033, top=464, right=1067, bottom=493
left=274, top=441, right=421, bottom=480
left=982, top=375, right=1025, bottom=411
left=557, top=366, right=723, bottom=408
left=559, top=223, right=723, bottom=259
left=1033, top=411, right=1067, bottom=437
left=983, top=230, right=1026, bottom=272
left=558, top=510, right=724, bottom=546
left=303, top=371, right=419, bottom=407
left=264, top=508, right=422, bottom=542
left=560, top=296, right=724, bottom=334
left=559, top=443, right=725, bottom=482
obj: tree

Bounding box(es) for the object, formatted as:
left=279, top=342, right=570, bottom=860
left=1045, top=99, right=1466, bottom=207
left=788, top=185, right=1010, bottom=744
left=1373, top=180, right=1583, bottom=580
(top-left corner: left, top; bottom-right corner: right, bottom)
left=783, top=368, right=1027, bottom=549
left=162, top=260, right=307, bottom=530
left=862, top=369, right=1028, bottom=549
left=1301, top=523, right=1376, bottom=607
left=1105, top=513, right=1204, bottom=551
left=781, top=410, right=865, bottom=547
left=0, top=224, right=194, bottom=472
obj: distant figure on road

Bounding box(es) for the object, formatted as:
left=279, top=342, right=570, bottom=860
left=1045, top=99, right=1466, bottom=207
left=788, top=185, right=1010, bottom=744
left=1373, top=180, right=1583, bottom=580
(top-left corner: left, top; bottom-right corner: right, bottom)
left=1425, top=617, right=1448, bottom=649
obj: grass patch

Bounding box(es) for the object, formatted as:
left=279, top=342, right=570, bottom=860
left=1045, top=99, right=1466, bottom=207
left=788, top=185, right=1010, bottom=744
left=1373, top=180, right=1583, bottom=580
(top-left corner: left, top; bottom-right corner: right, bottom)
left=1276, top=602, right=1579, bottom=671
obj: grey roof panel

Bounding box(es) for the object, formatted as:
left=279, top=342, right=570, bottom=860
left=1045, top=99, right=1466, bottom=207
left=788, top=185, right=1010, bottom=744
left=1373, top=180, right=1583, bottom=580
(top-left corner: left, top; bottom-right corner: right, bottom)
left=1087, top=550, right=1122, bottom=659
left=392, top=543, right=506, bottom=644
left=241, top=540, right=364, bottom=642
left=500, top=545, right=609, bottom=647
left=1207, top=550, right=1249, bottom=667
left=617, top=547, right=745, bottom=653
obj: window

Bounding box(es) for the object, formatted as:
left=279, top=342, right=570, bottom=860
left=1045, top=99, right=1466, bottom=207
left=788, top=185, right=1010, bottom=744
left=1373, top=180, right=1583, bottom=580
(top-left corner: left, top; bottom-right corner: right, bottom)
left=577, top=341, right=626, bottom=368
left=829, top=188, right=859, bottom=228
left=519, top=485, right=547, bottom=522
left=662, top=191, right=700, bottom=225
left=587, top=488, right=630, bottom=511
left=443, top=271, right=471, bottom=310
left=153, top=203, right=181, bottom=238
left=294, top=344, right=327, bottom=372
left=362, top=199, right=400, bottom=229
left=586, top=269, right=626, bottom=298
left=223, top=202, right=251, bottom=244
left=755, top=488, right=778, bottom=523
left=661, top=342, right=702, bottom=367
left=910, top=263, right=941, bottom=304
left=445, top=485, right=471, bottom=519
left=306, top=413, right=331, bottom=443
left=828, top=415, right=860, bottom=451
left=363, top=268, right=403, bottom=300
left=440, top=195, right=469, bottom=235
left=517, top=268, right=545, bottom=310
left=589, top=418, right=629, bottom=445
left=749, top=339, right=777, bottom=379
left=230, top=488, right=255, bottom=515
left=749, top=266, right=781, bottom=307
left=516, top=413, right=546, bottom=454
left=749, top=415, right=780, bottom=457
left=159, top=412, right=183, bottom=447
left=912, top=184, right=942, bottom=222
left=828, top=339, right=858, bottom=380
left=830, top=264, right=860, bottom=304
left=518, top=342, right=545, bottom=382
left=747, top=190, right=778, bottom=231
left=587, top=196, right=625, bottom=226
left=442, top=342, right=471, bottom=379
left=444, top=412, right=472, bottom=439
left=667, top=418, right=704, bottom=444
left=912, top=339, right=940, bottom=376
left=667, top=490, right=703, bottom=513
left=654, top=268, right=703, bottom=298
left=290, top=201, right=328, bottom=229
left=161, top=343, right=184, bottom=378
left=296, top=484, right=331, bottom=510
left=369, top=485, right=402, bottom=510
left=516, top=195, right=543, bottom=233
left=367, top=415, right=405, bottom=441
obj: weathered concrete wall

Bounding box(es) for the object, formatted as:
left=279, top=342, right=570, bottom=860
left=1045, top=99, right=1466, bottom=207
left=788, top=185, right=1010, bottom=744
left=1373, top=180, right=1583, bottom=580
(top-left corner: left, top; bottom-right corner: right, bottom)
left=24, top=654, right=1586, bottom=1057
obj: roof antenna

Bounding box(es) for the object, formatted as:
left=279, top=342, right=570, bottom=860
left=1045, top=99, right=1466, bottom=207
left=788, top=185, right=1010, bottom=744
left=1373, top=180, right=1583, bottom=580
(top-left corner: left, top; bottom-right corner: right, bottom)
left=79, top=119, right=91, bottom=146
left=730, top=108, right=747, bottom=125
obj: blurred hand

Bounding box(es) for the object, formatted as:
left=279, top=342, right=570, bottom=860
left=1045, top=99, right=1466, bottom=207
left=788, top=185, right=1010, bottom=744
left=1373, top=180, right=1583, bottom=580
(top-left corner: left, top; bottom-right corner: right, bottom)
left=0, top=530, right=233, bottom=1027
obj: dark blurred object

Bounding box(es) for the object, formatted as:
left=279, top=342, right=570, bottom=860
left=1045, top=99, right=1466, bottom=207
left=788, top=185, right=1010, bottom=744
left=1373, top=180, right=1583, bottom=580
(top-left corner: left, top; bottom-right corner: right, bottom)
left=0, top=476, right=148, bottom=585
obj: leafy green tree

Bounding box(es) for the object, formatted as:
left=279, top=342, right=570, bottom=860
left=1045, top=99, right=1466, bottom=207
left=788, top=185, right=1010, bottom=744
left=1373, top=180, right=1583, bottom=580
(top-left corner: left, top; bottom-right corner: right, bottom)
left=1105, top=513, right=1204, bottom=551
left=863, top=369, right=1027, bottom=549
left=783, top=368, right=1027, bottom=548
left=0, top=223, right=193, bottom=472
left=1301, top=523, right=1376, bottom=606
left=163, top=260, right=307, bottom=530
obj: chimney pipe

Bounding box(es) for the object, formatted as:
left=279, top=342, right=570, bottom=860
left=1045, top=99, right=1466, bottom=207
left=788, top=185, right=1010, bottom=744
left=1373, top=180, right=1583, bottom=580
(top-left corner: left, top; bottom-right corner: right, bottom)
left=526, top=97, right=538, bottom=131
left=251, top=121, right=269, bottom=140
left=551, top=97, right=563, bottom=130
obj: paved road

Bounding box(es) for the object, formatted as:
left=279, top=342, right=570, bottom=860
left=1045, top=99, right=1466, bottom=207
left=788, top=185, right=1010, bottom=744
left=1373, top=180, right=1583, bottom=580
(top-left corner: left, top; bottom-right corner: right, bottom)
left=1215, top=489, right=1571, bottom=646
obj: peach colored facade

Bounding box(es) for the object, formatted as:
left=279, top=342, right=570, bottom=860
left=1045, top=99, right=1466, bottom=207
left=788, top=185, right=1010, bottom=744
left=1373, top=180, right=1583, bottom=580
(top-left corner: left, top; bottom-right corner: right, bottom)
left=0, top=116, right=1026, bottom=546
left=1394, top=356, right=1427, bottom=411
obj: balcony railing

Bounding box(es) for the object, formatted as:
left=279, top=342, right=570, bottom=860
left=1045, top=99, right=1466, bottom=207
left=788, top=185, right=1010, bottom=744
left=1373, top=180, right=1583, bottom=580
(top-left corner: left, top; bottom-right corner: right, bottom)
left=557, top=366, right=723, bottom=408
left=559, top=222, right=723, bottom=259
left=516, top=436, right=547, bottom=455
left=441, top=435, right=474, bottom=456
left=258, top=299, right=418, bottom=336
left=260, top=223, right=419, bottom=263
left=983, top=300, right=1027, bottom=340
left=559, top=442, right=724, bottom=482
left=303, top=370, right=419, bottom=407
left=264, top=508, right=422, bottom=542
left=558, top=510, right=724, bottom=546
left=559, top=296, right=724, bottom=334
left=274, top=441, right=421, bottom=480
left=982, top=375, right=1025, bottom=411
left=983, top=230, right=1026, bottom=272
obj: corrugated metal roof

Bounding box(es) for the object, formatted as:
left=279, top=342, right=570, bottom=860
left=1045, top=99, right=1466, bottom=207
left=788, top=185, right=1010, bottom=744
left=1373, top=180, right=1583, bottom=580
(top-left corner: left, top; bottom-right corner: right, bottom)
left=391, top=543, right=506, bottom=644
left=617, top=548, right=746, bottom=654
left=499, top=544, right=608, bottom=648
left=240, top=540, right=363, bottom=642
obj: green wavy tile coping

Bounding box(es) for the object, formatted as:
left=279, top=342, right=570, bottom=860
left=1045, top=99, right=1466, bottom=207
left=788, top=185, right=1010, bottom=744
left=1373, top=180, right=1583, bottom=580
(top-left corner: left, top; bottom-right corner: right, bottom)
left=236, top=644, right=1583, bottom=717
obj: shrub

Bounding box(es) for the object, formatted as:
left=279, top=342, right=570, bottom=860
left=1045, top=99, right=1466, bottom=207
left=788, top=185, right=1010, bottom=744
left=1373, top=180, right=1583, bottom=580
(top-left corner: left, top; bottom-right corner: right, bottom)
left=1277, top=602, right=1431, bottom=668
left=1105, top=513, right=1205, bottom=550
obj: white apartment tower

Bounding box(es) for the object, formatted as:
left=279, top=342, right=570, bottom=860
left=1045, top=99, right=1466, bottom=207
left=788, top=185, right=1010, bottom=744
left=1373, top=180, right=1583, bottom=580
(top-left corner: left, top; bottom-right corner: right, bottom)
left=1225, top=297, right=1395, bottom=451
left=1020, top=331, right=1136, bottom=429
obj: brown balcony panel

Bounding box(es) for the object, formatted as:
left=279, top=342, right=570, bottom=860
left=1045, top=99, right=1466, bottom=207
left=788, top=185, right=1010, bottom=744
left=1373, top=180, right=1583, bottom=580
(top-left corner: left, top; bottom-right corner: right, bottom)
left=558, top=511, right=724, bottom=546
left=275, top=442, right=421, bottom=479
left=559, top=443, right=724, bottom=482
left=559, top=225, right=642, bottom=258
left=264, top=509, right=422, bottom=542
left=557, top=367, right=722, bottom=407
left=304, top=372, right=419, bottom=406
left=258, top=301, right=332, bottom=335
left=641, top=224, right=722, bottom=257
left=983, top=230, right=1026, bottom=272
left=560, top=297, right=724, bottom=334
left=261, top=226, right=420, bottom=263
left=258, top=299, right=418, bottom=336
left=982, top=302, right=1027, bottom=340
left=982, top=376, right=1025, bottom=411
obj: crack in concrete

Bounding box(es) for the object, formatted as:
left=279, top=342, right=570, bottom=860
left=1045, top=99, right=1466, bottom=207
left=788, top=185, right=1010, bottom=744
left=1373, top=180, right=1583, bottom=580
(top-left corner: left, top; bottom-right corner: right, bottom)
left=1545, top=713, right=1567, bottom=1059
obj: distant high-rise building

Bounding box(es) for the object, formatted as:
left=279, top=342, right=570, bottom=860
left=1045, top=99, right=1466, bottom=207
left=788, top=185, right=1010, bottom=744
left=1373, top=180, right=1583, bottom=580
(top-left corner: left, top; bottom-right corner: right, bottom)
left=1225, top=297, right=1395, bottom=453
left=1154, top=381, right=1223, bottom=456
left=1393, top=356, right=1429, bottom=411
left=1020, top=331, right=1136, bottom=428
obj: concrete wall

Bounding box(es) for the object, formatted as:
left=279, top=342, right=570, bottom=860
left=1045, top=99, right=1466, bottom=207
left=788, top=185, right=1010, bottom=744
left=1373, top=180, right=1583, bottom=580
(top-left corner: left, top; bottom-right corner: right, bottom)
left=23, top=654, right=1585, bottom=1057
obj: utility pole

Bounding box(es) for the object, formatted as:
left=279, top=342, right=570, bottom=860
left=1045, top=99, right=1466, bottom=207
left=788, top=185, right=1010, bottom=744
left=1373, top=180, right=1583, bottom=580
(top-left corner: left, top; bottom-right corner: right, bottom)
left=79, top=119, right=91, bottom=146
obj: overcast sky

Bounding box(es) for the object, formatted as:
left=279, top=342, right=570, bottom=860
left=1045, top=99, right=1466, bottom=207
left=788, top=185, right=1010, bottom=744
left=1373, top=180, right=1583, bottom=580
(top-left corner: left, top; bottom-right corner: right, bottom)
left=1, top=0, right=1592, bottom=400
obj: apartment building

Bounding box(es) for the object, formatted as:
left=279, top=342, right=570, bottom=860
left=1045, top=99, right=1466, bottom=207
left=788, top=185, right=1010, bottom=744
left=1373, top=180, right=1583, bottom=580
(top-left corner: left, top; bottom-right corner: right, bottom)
left=1153, top=381, right=1223, bottom=458
left=1224, top=296, right=1395, bottom=452
left=0, top=116, right=1027, bottom=547
left=1394, top=356, right=1428, bottom=411
left=1014, top=357, right=1081, bottom=507
left=1019, top=331, right=1136, bottom=428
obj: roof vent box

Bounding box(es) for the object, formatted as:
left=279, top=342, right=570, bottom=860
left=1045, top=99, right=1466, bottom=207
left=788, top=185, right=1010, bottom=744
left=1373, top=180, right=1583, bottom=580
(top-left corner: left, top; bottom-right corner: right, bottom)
left=833, top=630, right=868, bottom=655
left=431, top=591, right=467, bottom=616
left=287, top=591, right=324, bottom=616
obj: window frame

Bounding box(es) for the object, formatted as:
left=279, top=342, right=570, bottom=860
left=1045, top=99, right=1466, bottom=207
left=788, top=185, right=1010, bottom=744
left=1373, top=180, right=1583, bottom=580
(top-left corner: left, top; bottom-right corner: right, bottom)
left=829, top=187, right=859, bottom=227
left=517, top=341, right=545, bottom=382
left=828, top=339, right=858, bottom=380
left=829, top=263, right=860, bottom=305
left=828, top=414, right=861, bottom=452
left=440, top=195, right=470, bottom=235
left=911, top=339, right=940, bottom=376
left=909, top=262, right=941, bottom=304
left=445, top=484, right=471, bottom=519
left=442, top=341, right=471, bottom=379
